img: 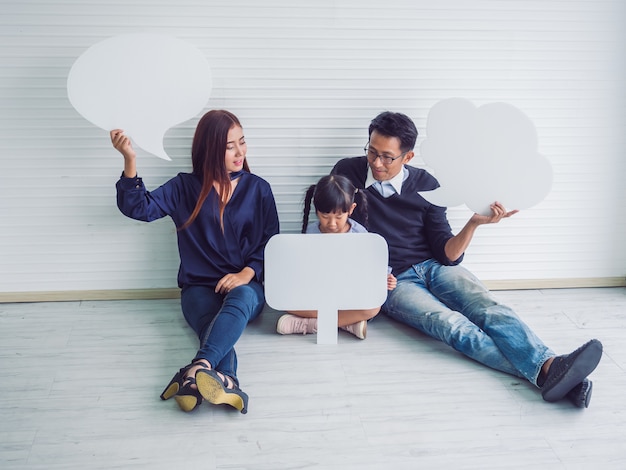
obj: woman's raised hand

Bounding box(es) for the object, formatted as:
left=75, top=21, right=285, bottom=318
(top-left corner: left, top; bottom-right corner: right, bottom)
left=110, top=129, right=137, bottom=178
left=110, top=129, right=136, bottom=160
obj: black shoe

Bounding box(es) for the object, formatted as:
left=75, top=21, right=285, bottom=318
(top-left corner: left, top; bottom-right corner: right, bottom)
left=196, top=369, right=249, bottom=414
left=566, top=378, right=593, bottom=408
left=174, top=377, right=203, bottom=412
left=160, top=359, right=210, bottom=401
left=542, top=339, right=602, bottom=402
left=160, top=365, right=188, bottom=401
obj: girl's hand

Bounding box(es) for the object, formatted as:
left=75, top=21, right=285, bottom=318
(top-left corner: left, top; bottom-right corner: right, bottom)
left=215, top=267, right=255, bottom=294
left=387, top=273, right=397, bottom=291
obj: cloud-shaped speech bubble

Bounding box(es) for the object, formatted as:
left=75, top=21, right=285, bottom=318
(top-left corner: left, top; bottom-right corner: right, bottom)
left=419, top=98, right=552, bottom=215
left=67, top=33, right=212, bottom=160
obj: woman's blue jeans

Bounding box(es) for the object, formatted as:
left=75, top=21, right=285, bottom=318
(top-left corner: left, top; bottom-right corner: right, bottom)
left=383, top=259, right=554, bottom=385
left=180, top=282, right=264, bottom=384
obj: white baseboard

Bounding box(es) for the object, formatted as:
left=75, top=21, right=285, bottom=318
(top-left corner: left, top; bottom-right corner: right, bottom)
left=484, top=277, right=625, bottom=290
left=0, top=288, right=181, bottom=303
left=0, top=278, right=624, bottom=303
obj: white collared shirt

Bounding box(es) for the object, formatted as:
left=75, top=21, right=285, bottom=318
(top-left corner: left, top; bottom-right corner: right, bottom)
left=365, top=165, right=408, bottom=197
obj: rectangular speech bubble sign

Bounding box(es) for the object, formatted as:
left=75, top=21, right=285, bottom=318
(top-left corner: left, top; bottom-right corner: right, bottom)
left=264, top=233, right=389, bottom=344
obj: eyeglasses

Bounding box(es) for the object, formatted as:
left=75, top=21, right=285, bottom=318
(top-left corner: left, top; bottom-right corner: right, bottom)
left=364, top=144, right=407, bottom=165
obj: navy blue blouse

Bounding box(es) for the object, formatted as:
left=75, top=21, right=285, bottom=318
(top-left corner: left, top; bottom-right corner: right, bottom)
left=116, top=172, right=280, bottom=288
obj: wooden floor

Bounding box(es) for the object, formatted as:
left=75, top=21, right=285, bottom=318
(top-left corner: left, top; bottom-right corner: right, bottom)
left=1, top=287, right=625, bottom=469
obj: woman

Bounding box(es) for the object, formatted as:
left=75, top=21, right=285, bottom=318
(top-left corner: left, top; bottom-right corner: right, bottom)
left=112, top=110, right=280, bottom=414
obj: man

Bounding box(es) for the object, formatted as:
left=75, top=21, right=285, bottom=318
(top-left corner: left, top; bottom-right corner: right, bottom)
left=331, top=111, right=602, bottom=408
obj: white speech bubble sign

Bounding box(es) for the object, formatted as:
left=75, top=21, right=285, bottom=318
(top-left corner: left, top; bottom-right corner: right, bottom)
left=67, top=33, right=212, bottom=160
left=264, top=233, right=389, bottom=345
left=419, top=98, right=553, bottom=215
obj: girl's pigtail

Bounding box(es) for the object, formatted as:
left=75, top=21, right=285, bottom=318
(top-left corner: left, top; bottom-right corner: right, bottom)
left=302, top=184, right=316, bottom=233
left=354, top=188, right=369, bottom=230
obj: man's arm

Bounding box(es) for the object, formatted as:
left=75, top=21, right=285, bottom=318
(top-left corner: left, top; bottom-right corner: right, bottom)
left=444, top=202, right=519, bottom=262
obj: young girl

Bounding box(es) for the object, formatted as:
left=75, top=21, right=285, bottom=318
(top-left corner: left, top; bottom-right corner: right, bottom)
left=112, top=110, right=280, bottom=414
left=276, top=174, right=396, bottom=339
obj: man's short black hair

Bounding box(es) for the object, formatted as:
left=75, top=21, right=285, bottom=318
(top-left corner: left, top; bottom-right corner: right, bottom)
left=368, top=111, right=418, bottom=152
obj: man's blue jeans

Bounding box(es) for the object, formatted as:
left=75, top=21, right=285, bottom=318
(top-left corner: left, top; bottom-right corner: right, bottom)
left=383, top=259, right=554, bottom=385
left=180, top=282, right=264, bottom=384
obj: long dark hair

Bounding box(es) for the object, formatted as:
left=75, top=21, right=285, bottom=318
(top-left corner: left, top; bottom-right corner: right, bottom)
left=301, top=174, right=368, bottom=233
left=180, top=110, right=250, bottom=231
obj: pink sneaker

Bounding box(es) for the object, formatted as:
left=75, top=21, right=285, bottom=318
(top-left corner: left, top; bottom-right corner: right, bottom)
left=340, top=320, right=367, bottom=340
left=276, top=314, right=318, bottom=335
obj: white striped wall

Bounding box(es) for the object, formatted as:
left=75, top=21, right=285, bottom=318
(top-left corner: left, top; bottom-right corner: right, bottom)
left=1, top=0, right=624, bottom=299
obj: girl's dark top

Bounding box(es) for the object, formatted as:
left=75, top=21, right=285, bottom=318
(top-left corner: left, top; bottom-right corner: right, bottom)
left=116, top=171, right=280, bottom=288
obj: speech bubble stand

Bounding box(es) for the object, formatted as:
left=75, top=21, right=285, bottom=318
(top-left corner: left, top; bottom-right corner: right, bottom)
left=264, top=233, right=389, bottom=344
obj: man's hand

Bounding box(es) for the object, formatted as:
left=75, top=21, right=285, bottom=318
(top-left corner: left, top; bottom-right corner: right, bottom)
left=470, top=202, right=518, bottom=226
left=445, top=202, right=519, bottom=262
